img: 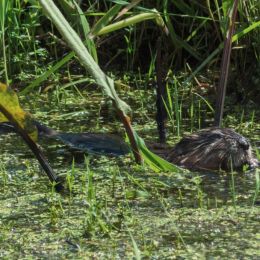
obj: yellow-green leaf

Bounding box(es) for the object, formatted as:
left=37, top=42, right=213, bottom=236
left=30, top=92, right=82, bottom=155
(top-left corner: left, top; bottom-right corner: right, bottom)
left=0, top=83, right=38, bottom=141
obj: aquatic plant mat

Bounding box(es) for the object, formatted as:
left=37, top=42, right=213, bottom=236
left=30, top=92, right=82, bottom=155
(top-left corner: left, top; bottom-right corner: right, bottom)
left=0, top=90, right=259, bottom=259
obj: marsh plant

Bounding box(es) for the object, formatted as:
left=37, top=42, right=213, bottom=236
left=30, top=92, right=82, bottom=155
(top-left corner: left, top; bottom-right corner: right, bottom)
left=0, top=0, right=259, bottom=259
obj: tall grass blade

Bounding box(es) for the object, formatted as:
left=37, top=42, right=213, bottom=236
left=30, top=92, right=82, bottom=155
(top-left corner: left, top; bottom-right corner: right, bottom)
left=21, top=51, right=75, bottom=95
left=115, top=0, right=142, bottom=20
left=129, top=232, right=141, bottom=260
left=0, top=0, right=10, bottom=83
left=185, top=20, right=260, bottom=84
left=56, top=0, right=98, bottom=61
left=164, top=13, right=201, bottom=61
left=252, top=169, right=260, bottom=207
left=173, top=77, right=180, bottom=137
left=214, top=0, right=239, bottom=127
left=73, top=0, right=98, bottom=61
left=89, top=4, right=123, bottom=38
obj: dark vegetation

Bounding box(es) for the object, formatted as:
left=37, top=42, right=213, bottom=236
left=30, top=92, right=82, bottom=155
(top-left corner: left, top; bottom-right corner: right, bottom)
left=0, top=0, right=259, bottom=258
left=1, top=1, right=259, bottom=99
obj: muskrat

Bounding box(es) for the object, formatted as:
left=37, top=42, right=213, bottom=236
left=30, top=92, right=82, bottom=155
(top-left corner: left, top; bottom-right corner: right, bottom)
left=0, top=122, right=258, bottom=171
left=166, top=127, right=259, bottom=171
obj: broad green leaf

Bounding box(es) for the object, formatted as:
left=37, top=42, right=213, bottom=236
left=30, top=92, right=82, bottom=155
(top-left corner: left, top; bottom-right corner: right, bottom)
left=134, top=131, right=183, bottom=173
left=0, top=83, right=38, bottom=140
left=94, top=10, right=166, bottom=37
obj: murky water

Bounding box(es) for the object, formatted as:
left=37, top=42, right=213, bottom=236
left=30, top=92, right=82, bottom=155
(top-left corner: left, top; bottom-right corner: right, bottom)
left=0, top=89, right=259, bottom=258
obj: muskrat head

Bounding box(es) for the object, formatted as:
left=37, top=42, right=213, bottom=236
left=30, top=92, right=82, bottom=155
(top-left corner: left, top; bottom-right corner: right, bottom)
left=167, top=128, right=259, bottom=171
left=212, top=128, right=258, bottom=170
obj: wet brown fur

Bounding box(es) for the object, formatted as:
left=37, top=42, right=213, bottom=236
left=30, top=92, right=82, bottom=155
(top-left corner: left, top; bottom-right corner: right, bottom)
left=166, top=128, right=259, bottom=171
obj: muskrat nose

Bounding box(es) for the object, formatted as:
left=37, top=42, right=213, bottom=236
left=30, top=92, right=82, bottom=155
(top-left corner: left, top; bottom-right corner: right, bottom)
left=239, top=137, right=250, bottom=150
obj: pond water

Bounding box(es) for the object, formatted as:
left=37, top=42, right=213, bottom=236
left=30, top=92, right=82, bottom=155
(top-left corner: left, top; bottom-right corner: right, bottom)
left=0, top=87, right=259, bottom=258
